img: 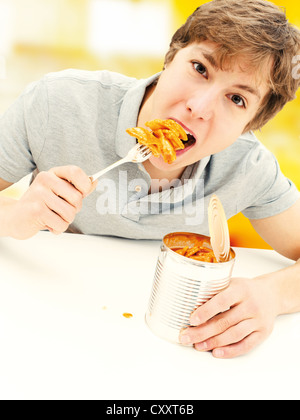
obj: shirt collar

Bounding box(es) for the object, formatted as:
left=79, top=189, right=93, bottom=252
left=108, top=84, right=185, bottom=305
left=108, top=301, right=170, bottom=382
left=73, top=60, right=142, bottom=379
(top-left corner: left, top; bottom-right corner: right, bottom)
left=142, top=155, right=211, bottom=204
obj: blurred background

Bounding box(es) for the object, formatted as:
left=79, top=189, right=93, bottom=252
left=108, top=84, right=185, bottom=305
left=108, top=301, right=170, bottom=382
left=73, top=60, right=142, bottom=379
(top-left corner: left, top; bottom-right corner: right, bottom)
left=0, top=0, right=299, bottom=248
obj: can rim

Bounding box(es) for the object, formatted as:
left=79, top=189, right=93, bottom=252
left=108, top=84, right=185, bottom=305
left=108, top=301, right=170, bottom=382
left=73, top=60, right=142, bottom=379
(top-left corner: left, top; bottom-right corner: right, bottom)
left=162, top=232, right=236, bottom=266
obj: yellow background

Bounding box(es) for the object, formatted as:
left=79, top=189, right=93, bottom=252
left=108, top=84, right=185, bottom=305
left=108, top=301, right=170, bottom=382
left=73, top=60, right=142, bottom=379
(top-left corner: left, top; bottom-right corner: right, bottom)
left=0, top=0, right=299, bottom=249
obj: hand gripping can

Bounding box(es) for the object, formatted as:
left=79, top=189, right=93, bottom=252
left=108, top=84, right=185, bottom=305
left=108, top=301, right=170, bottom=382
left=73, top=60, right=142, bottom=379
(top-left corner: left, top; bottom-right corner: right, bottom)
left=145, top=232, right=236, bottom=344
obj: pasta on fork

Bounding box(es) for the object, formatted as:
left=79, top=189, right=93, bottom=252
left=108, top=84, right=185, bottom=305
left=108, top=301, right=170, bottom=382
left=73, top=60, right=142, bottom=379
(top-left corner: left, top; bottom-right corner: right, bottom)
left=126, top=119, right=188, bottom=164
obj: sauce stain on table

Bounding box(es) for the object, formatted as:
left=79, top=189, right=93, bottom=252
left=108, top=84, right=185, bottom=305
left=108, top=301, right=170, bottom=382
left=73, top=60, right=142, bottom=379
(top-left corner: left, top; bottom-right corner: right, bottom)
left=123, top=313, right=133, bottom=319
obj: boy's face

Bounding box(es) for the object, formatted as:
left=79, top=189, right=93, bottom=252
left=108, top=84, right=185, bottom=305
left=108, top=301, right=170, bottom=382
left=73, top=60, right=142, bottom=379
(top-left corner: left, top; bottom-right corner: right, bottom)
left=139, top=40, right=271, bottom=175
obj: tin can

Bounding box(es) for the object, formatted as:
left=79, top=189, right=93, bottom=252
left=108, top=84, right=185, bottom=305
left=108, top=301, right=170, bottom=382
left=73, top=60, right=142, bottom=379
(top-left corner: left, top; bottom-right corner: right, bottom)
left=145, top=232, right=236, bottom=344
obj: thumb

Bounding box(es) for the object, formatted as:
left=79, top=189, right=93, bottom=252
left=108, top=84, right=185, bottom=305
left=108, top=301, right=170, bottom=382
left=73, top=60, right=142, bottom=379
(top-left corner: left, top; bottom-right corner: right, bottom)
left=87, top=178, right=98, bottom=196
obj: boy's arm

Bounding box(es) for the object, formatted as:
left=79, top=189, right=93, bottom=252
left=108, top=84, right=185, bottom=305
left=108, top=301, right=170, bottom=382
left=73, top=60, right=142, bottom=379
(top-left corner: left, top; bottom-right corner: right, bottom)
left=250, top=198, right=300, bottom=261
left=0, top=178, right=16, bottom=237
left=179, top=200, right=300, bottom=358
left=248, top=199, right=300, bottom=316
left=0, top=178, right=13, bottom=191
left=0, top=195, right=17, bottom=237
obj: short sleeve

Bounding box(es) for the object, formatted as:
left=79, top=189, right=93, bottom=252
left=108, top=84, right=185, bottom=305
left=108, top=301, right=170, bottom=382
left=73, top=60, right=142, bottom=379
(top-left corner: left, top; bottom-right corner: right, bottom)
left=0, top=79, right=48, bottom=183
left=240, top=143, right=300, bottom=219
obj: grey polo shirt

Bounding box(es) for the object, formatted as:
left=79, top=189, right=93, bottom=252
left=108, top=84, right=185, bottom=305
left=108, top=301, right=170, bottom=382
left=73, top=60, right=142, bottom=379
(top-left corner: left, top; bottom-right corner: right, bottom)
left=0, top=69, right=299, bottom=239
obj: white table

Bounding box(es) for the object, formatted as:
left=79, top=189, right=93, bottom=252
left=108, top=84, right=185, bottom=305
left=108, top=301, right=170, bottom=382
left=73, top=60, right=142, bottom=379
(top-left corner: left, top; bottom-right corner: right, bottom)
left=0, top=231, right=299, bottom=400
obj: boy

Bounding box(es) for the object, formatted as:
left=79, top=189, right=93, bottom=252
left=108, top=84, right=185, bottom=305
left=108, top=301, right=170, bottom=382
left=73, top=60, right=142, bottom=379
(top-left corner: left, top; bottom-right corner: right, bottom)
left=0, top=0, right=300, bottom=358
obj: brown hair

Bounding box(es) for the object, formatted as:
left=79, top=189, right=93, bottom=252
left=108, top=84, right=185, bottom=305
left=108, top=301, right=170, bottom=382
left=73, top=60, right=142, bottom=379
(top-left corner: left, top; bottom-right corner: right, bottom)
left=164, top=0, right=300, bottom=132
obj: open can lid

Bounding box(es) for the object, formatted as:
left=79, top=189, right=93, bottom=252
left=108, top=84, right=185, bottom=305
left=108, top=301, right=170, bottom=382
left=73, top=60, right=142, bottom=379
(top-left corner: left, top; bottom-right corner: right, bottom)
left=208, top=194, right=230, bottom=263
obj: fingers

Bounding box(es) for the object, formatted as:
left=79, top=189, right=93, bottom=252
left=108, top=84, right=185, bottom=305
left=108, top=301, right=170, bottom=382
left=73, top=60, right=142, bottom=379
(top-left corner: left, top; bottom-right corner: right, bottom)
left=33, top=172, right=82, bottom=226
left=88, top=178, right=98, bottom=195
left=181, top=304, right=245, bottom=345
left=22, top=166, right=95, bottom=237
left=46, top=169, right=88, bottom=227
left=179, top=278, right=276, bottom=358
left=49, top=165, right=92, bottom=198
left=193, top=319, right=256, bottom=354
left=43, top=189, right=78, bottom=224
left=182, top=312, right=268, bottom=359
left=210, top=331, right=265, bottom=359
left=42, top=206, right=71, bottom=235
left=189, top=281, right=243, bottom=326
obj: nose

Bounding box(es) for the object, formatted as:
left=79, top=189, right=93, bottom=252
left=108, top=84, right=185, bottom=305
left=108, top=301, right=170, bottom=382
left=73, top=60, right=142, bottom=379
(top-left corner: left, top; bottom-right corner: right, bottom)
left=186, top=87, right=216, bottom=120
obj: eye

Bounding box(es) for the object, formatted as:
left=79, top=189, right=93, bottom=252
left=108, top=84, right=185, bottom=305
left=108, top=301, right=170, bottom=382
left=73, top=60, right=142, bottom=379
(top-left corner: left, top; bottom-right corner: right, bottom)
left=192, top=62, right=208, bottom=78
left=229, top=94, right=246, bottom=108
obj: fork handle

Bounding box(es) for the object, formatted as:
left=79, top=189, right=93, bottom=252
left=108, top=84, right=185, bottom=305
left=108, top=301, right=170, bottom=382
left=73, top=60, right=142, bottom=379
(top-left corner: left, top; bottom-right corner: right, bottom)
left=89, top=157, right=128, bottom=182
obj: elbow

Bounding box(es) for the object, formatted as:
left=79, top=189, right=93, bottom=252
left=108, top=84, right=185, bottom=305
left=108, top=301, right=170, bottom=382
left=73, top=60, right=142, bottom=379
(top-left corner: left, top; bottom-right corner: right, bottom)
left=284, top=249, right=300, bottom=262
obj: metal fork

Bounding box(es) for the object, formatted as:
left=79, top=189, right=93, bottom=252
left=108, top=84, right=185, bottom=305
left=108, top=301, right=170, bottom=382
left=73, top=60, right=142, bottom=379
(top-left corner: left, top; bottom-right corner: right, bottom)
left=89, top=143, right=152, bottom=182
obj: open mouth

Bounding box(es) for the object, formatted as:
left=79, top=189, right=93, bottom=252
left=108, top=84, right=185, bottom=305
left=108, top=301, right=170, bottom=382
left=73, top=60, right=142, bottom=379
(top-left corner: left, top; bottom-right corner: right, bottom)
left=170, top=118, right=197, bottom=150
left=181, top=132, right=196, bottom=149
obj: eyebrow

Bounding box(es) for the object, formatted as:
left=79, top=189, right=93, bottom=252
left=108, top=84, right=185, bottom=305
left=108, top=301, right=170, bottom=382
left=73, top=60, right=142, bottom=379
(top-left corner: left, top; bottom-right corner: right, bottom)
left=192, top=47, right=262, bottom=101
left=232, top=84, right=261, bottom=101
left=202, top=52, right=219, bottom=70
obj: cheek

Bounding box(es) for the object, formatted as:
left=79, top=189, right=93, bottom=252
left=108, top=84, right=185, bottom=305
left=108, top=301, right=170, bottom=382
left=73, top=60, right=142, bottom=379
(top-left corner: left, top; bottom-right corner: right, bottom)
left=194, top=120, right=246, bottom=156
left=215, top=110, right=249, bottom=141
left=216, top=129, right=243, bottom=151
left=154, top=72, right=186, bottom=107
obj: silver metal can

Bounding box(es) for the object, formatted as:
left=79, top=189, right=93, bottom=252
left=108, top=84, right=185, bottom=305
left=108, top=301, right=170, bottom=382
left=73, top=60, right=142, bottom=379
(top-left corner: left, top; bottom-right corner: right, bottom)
left=145, top=232, right=236, bottom=344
